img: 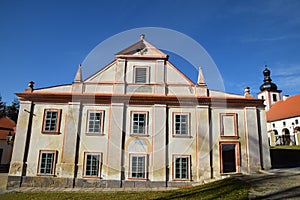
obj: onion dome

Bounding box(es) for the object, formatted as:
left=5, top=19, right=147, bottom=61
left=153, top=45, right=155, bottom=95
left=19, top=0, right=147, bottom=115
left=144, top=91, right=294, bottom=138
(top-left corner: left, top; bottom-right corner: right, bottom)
left=259, top=66, right=278, bottom=92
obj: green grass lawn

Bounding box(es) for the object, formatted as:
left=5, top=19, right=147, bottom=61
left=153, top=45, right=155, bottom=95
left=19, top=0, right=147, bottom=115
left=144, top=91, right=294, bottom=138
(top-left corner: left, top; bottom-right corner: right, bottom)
left=0, top=178, right=250, bottom=200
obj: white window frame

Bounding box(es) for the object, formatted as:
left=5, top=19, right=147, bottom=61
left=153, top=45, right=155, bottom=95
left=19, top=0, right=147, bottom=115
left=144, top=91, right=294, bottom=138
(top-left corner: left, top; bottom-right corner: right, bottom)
left=38, top=150, right=57, bottom=175
left=129, top=154, right=147, bottom=179
left=84, top=152, right=102, bottom=177
left=134, top=66, right=149, bottom=84
left=173, top=155, right=190, bottom=180
left=86, top=110, right=104, bottom=134
left=173, top=113, right=189, bottom=136
left=131, top=112, right=148, bottom=135
left=42, top=109, right=61, bottom=134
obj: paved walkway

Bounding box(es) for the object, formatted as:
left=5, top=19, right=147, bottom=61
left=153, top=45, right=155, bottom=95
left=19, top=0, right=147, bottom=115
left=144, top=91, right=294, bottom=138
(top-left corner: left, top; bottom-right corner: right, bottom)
left=1, top=168, right=300, bottom=199
left=238, top=167, right=300, bottom=199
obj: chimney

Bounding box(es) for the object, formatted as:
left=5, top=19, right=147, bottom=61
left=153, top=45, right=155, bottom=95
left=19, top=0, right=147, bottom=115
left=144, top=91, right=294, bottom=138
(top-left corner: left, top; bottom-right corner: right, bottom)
left=244, top=86, right=254, bottom=99
left=283, top=95, right=289, bottom=101
left=25, top=81, right=34, bottom=92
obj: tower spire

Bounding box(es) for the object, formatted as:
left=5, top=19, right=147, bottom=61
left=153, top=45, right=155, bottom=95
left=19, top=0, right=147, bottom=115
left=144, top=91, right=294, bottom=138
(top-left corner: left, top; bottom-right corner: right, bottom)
left=197, top=67, right=206, bottom=85
left=74, top=64, right=82, bottom=82
left=259, top=65, right=278, bottom=92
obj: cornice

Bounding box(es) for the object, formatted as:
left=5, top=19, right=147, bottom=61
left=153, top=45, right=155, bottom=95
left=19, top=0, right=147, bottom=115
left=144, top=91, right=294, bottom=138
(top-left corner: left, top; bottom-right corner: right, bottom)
left=16, top=92, right=264, bottom=108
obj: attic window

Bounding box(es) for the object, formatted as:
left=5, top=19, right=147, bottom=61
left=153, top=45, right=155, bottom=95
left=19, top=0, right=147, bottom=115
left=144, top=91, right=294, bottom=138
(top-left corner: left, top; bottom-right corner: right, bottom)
left=134, top=66, right=149, bottom=84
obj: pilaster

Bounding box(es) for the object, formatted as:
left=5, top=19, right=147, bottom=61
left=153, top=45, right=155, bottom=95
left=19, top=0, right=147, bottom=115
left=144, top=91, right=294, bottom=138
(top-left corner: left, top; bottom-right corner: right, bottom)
left=59, top=101, right=81, bottom=178
left=152, top=104, right=166, bottom=182
left=258, top=109, right=272, bottom=170
left=106, top=103, right=125, bottom=180
left=114, top=58, right=126, bottom=94
left=244, top=107, right=261, bottom=173
left=8, top=101, right=33, bottom=176
left=196, top=105, right=211, bottom=181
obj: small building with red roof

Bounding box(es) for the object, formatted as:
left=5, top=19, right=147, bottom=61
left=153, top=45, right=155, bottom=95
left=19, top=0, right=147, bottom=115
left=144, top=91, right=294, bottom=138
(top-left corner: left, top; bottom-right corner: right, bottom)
left=257, top=67, right=300, bottom=146
left=0, top=116, right=16, bottom=171
left=266, top=94, right=300, bottom=146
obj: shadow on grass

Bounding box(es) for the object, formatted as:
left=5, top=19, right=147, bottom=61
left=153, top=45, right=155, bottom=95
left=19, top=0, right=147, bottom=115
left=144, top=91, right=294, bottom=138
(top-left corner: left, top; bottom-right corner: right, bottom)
left=0, top=178, right=250, bottom=200
left=155, top=178, right=249, bottom=200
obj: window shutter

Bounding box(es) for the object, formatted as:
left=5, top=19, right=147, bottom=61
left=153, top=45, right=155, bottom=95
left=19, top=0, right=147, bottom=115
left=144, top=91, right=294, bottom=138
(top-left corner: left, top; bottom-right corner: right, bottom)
left=135, top=68, right=147, bottom=83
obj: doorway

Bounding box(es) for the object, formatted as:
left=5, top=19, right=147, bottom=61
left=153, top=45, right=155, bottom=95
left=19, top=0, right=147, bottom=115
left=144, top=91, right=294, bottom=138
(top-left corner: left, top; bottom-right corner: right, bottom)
left=221, top=144, right=237, bottom=173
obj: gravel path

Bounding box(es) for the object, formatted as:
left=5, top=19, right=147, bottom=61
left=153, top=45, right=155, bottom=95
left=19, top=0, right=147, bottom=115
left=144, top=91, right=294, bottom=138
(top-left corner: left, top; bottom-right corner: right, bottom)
left=238, top=167, right=300, bottom=199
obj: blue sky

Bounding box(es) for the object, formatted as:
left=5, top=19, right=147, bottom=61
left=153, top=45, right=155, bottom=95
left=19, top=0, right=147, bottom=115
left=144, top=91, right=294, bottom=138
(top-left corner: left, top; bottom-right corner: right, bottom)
left=1, top=0, right=300, bottom=103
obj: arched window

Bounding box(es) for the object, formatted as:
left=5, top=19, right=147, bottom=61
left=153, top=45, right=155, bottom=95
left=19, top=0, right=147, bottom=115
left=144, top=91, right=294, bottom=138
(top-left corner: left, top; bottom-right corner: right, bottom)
left=282, top=128, right=291, bottom=145
left=282, top=128, right=290, bottom=135
left=273, top=129, right=278, bottom=135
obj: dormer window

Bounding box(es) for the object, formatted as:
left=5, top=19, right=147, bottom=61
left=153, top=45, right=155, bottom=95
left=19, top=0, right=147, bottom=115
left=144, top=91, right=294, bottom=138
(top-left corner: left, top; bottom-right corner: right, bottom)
left=134, top=66, right=149, bottom=84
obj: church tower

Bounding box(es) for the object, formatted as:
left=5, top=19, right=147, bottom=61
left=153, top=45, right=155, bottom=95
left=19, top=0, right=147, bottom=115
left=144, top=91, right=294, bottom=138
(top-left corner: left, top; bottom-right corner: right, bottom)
left=257, top=66, right=282, bottom=110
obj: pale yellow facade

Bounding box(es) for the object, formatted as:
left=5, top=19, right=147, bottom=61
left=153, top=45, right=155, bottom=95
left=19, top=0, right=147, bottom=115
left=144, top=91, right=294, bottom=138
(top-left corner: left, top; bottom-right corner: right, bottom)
left=8, top=37, right=271, bottom=188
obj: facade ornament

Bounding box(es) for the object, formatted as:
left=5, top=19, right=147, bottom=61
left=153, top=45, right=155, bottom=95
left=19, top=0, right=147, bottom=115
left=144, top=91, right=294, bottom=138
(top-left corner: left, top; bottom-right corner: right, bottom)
left=74, top=64, right=82, bottom=82
left=25, top=81, right=34, bottom=92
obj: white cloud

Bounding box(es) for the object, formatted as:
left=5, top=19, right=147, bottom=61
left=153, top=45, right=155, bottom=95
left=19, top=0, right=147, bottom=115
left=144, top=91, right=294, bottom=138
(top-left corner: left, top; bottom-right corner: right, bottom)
left=272, top=65, right=300, bottom=77
left=241, top=34, right=299, bottom=43
left=271, top=64, right=300, bottom=95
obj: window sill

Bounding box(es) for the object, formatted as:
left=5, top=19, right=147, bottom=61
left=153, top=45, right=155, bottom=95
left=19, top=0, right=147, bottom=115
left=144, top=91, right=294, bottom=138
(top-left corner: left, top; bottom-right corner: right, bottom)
left=171, top=179, right=191, bottom=182
left=130, top=134, right=150, bottom=137
left=86, top=133, right=105, bottom=136
left=172, top=135, right=192, bottom=138
left=220, top=136, right=239, bottom=140
left=128, top=178, right=148, bottom=181
left=37, top=174, right=56, bottom=177
left=41, top=131, right=60, bottom=135
left=83, top=176, right=102, bottom=179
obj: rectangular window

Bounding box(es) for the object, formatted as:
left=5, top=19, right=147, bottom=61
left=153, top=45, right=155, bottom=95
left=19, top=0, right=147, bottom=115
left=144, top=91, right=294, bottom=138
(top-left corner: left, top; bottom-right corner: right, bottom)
left=42, top=109, right=61, bottom=133
left=272, top=123, right=275, bottom=128
left=131, top=112, right=147, bottom=135
left=283, top=121, right=286, bottom=126
left=134, top=66, right=149, bottom=84
left=174, top=113, right=189, bottom=136
left=130, top=155, right=147, bottom=179
left=87, top=111, right=104, bottom=134
left=84, top=153, right=101, bottom=177
left=173, top=155, right=190, bottom=180
left=38, top=150, right=56, bottom=175
left=220, top=113, right=238, bottom=137
left=273, top=94, right=277, bottom=102
left=296, top=119, right=299, bottom=125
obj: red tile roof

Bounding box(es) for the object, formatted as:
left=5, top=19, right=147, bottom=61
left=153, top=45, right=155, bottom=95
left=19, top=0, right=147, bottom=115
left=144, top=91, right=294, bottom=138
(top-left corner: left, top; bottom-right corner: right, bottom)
left=266, top=94, right=300, bottom=122
left=0, top=117, right=16, bottom=140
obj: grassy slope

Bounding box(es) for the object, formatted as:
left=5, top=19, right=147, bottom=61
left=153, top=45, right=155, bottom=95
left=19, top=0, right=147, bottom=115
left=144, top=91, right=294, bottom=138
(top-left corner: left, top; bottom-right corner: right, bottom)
left=0, top=178, right=250, bottom=200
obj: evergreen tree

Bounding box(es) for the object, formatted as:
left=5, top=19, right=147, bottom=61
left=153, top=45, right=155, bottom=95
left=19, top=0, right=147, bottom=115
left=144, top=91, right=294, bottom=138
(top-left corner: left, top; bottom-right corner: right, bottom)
left=6, top=98, right=19, bottom=123
left=0, top=95, right=6, bottom=118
